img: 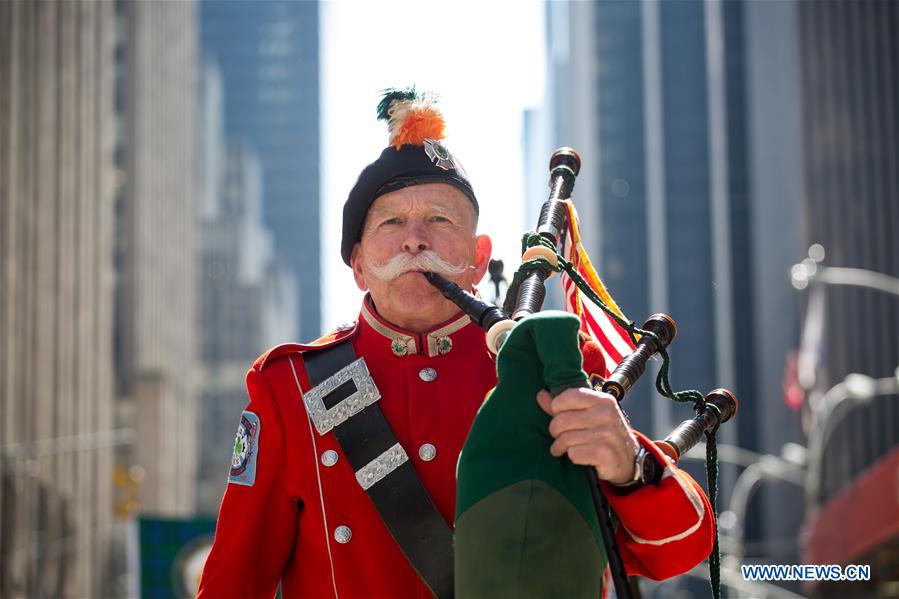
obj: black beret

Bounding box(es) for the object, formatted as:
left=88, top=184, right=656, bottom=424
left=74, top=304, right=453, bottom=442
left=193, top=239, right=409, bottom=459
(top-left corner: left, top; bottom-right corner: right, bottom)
left=341, top=141, right=478, bottom=265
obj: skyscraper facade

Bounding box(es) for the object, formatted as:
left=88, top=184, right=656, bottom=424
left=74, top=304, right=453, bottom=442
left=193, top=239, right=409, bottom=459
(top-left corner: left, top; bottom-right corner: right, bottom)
left=742, top=0, right=808, bottom=572
left=196, top=140, right=299, bottom=513
left=543, top=0, right=756, bottom=444
left=195, top=62, right=298, bottom=511
left=200, top=0, right=321, bottom=341
left=537, top=2, right=809, bottom=589
left=1, top=2, right=118, bottom=596
left=796, top=1, right=899, bottom=594
left=113, top=0, right=200, bottom=516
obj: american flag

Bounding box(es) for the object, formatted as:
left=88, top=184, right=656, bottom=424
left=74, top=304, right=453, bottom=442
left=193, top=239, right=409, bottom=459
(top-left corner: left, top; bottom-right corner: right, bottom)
left=560, top=202, right=636, bottom=378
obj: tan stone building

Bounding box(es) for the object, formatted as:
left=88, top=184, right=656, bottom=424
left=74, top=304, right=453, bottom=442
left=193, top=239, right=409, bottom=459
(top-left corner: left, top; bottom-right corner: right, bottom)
left=113, top=0, right=200, bottom=516
left=0, top=2, right=118, bottom=597
left=1, top=1, right=201, bottom=595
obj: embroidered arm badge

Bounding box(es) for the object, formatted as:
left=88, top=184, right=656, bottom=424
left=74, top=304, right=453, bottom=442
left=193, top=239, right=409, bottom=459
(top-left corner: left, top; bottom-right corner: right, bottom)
left=229, top=411, right=260, bottom=486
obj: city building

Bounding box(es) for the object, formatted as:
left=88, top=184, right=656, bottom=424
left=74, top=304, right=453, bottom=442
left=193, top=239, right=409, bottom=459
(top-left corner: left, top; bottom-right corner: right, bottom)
left=195, top=61, right=298, bottom=514
left=200, top=0, right=321, bottom=341
left=741, top=0, right=808, bottom=574
left=796, top=1, right=899, bottom=596
left=0, top=2, right=118, bottom=596
left=533, top=1, right=811, bottom=594
left=113, top=0, right=200, bottom=516
left=539, top=0, right=760, bottom=460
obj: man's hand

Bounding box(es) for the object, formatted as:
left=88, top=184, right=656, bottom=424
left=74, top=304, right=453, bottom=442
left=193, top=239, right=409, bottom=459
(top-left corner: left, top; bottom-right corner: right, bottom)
left=536, top=387, right=639, bottom=485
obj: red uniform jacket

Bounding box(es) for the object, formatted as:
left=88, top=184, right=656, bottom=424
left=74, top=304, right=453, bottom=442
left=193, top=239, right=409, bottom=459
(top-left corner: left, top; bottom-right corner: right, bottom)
left=198, top=298, right=714, bottom=598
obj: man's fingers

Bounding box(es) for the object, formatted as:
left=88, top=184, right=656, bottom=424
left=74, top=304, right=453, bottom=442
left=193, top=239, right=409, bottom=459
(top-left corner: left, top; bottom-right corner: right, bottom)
left=550, top=430, right=640, bottom=483
left=549, top=428, right=621, bottom=457
left=549, top=428, right=598, bottom=457
left=547, top=406, right=618, bottom=438
left=536, top=387, right=615, bottom=418
left=538, top=387, right=640, bottom=484
left=552, top=388, right=617, bottom=413
left=536, top=389, right=554, bottom=416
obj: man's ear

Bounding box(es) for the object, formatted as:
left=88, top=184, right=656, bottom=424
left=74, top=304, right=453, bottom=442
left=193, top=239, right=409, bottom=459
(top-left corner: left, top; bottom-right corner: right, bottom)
left=350, top=243, right=369, bottom=292
left=472, top=234, right=493, bottom=283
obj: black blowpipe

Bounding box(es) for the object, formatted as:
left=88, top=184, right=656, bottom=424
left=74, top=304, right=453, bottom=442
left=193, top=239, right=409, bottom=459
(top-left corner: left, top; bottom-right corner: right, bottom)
left=511, top=147, right=582, bottom=321
left=423, top=272, right=508, bottom=332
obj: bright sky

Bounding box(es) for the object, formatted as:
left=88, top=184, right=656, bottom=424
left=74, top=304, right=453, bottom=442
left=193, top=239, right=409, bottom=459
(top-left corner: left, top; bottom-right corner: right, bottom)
left=320, top=1, right=546, bottom=332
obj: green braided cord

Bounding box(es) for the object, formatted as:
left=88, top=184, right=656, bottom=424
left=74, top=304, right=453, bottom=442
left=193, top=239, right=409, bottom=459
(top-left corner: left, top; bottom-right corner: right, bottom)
left=503, top=266, right=526, bottom=314
left=705, top=409, right=722, bottom=599
left=502, top=258, right=556, bottom=315
left=502, top=233, right=559, bottom=315
left=517, top=231, right=705, bottom=405
left=513, top=230, right=724, bottom=596
left=654, top=347, right=705, bottom=404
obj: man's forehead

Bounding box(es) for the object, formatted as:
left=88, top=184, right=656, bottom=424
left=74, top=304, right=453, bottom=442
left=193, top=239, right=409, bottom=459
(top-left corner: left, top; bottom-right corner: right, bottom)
left=369, top=184, right=472, bottom=215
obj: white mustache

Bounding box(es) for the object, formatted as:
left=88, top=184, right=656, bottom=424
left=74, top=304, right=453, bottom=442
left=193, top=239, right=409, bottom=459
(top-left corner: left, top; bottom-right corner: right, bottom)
left=365, top=251, right=470, bottom=281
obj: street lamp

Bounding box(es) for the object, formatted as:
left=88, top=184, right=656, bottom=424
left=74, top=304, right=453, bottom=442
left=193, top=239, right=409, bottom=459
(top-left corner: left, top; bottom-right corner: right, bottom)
left=805, top=368, right=899, bottom=509
left=723, top=445, right=806, bottom=562
left=791, top=242, right=899, bottom=435
left=684, top=443, right=807, bottom=561
left=790, top=243, right=899, bottom=296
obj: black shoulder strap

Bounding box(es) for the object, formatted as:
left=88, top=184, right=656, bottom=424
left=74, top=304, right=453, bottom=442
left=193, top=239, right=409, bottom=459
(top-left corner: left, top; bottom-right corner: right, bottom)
left=303, top=340, right=454, bottom=599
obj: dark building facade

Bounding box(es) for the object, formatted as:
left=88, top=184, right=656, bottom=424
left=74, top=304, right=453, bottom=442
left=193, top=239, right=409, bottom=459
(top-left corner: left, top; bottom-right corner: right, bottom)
left=536, top=1, right=813, bottom=594
left=797, top=1, right=899, bottom=596
left=200, top=0, right=321, bottom=341
left=549, top=0, right=756, bottom=467
left=742, top=0, right=808, bottom=574
left=538, top=0, right=756, bottom=445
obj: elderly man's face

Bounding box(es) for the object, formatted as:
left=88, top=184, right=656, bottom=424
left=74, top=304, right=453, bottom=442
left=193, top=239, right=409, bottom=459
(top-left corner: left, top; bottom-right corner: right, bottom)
left=350, top=183, right=492, bottom=333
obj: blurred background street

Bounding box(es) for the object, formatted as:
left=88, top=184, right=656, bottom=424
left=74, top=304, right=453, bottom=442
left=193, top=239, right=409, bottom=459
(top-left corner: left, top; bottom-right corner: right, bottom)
left=1, top=0, right=897, bottom=597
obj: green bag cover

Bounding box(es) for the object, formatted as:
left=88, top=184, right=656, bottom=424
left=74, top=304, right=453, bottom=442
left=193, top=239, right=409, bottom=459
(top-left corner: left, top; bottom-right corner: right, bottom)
left=455, top=311, right=607, bottom=599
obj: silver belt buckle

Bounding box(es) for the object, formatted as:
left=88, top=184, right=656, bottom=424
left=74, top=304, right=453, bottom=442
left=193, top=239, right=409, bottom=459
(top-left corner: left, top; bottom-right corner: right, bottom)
left=303, top=358, right=381, bottom=435
left=355, top=442, right=409, bottom=490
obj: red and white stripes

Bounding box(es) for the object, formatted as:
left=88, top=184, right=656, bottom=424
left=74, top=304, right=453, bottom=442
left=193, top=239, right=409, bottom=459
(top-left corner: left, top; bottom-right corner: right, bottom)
left=560, top=202, right=636, bottom=378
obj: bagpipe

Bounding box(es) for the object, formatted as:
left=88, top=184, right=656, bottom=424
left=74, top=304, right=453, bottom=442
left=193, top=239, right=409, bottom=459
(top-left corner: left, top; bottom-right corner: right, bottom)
left=425, top=148, right=737, bottom=599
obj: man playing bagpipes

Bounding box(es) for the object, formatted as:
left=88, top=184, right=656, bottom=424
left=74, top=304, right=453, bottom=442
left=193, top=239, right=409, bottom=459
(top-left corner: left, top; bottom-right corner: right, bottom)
left=198, top=89, right=722, bottom=599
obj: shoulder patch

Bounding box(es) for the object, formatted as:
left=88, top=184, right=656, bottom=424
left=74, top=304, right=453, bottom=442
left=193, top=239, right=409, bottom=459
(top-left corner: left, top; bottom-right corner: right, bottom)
left=254, top=323, right=358, bottom=370
left=229, top=411, right=260, bottom=487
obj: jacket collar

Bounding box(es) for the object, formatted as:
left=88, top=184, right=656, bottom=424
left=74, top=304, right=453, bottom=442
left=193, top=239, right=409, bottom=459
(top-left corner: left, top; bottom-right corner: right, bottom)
left=358, top=294, right=473, bottom=358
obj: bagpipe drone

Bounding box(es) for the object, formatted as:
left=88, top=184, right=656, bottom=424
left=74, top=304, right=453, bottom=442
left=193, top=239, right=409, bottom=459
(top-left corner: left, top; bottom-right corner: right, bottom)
left=425, top=148, right=737, bottom=599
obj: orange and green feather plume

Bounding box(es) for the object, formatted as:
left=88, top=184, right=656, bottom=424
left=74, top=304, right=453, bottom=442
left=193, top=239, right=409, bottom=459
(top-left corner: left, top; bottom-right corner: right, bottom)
left=376, top=87, right=446, bottom=150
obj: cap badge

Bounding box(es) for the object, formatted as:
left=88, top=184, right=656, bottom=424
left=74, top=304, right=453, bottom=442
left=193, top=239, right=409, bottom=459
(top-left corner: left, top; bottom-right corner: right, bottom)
left=423, top=138, right=465, bottom=175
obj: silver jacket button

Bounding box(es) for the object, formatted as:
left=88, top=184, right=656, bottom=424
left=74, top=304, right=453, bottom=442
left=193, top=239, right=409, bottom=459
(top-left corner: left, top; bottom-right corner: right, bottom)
left=334, top=525, right=352, bottom=544
left=419, top=443, right=437, bottom=462
left=321, top=450, right=339, bottom=467
left=418, top=367, right=437, bottom=382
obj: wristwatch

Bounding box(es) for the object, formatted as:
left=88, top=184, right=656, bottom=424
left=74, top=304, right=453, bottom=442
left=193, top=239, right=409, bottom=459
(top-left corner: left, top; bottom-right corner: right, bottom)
left=611, top=446, right=663, bottom=494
